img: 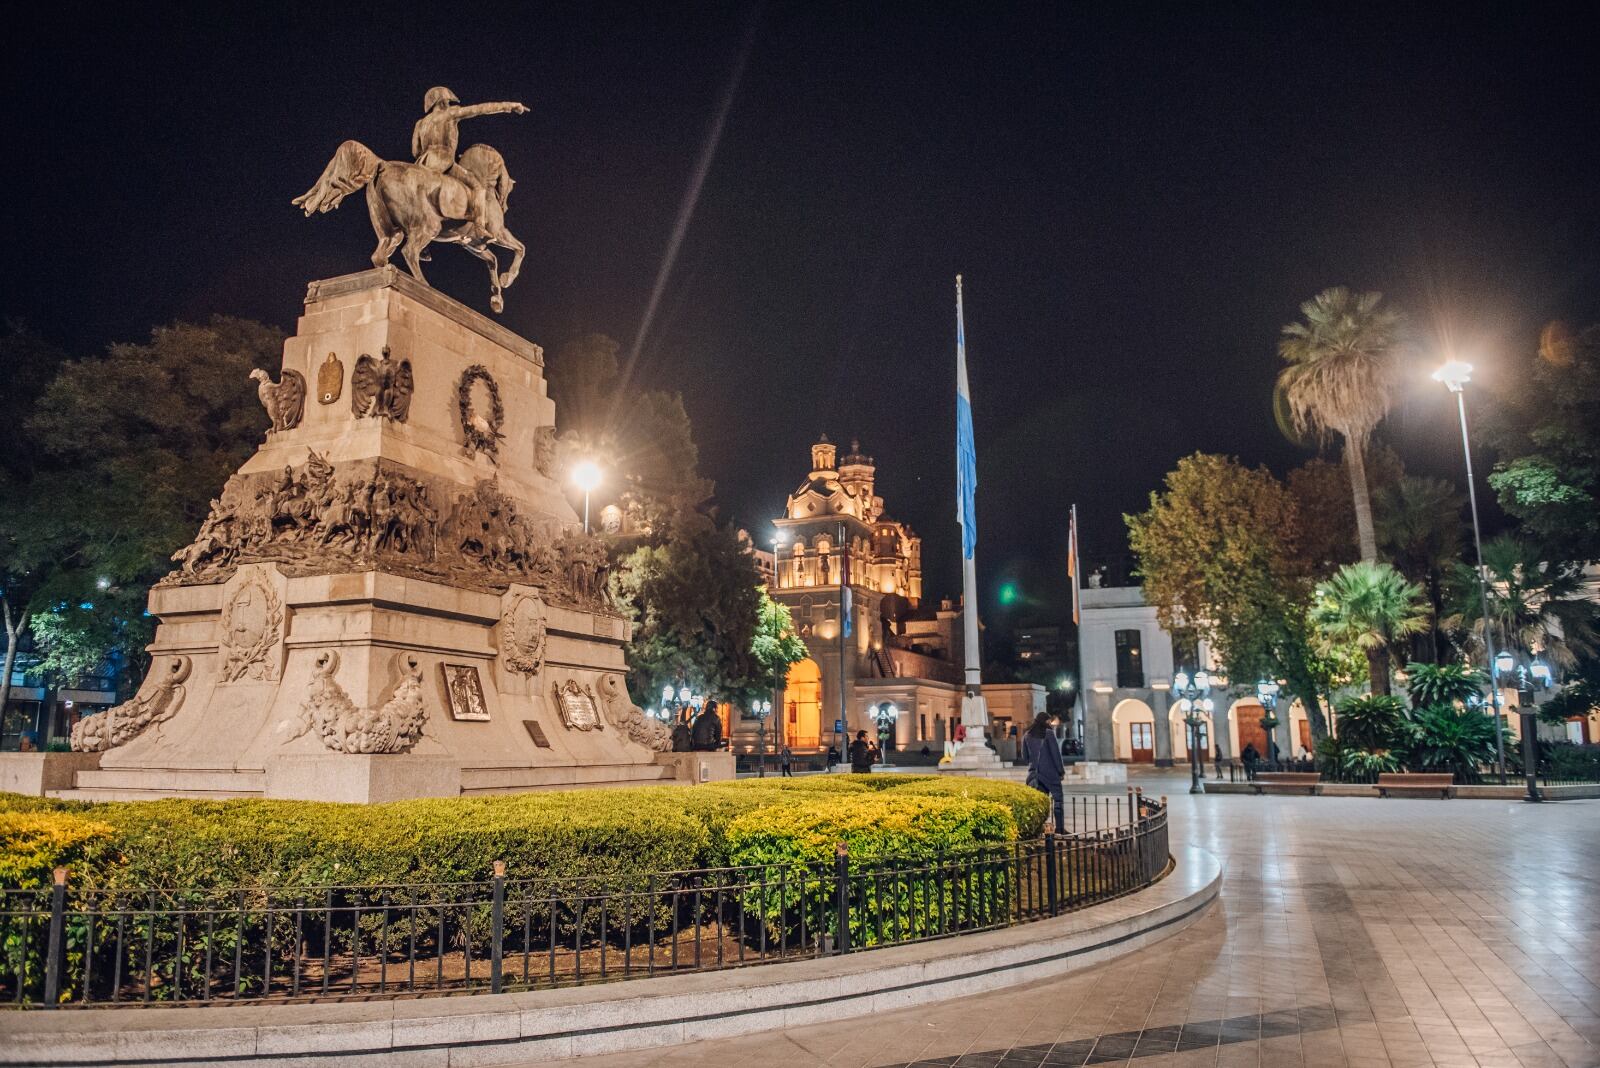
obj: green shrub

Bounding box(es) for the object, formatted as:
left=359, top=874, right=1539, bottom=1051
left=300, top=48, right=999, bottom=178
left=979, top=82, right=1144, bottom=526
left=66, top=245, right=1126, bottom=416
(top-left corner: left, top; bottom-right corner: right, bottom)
left=876, top=776, right=1049, bottom=838
left=0, top=811, right=116, bottom=889
left=1408, top=705, right=1499, bottom=782
left=724, top=793, right=1018, bottom=947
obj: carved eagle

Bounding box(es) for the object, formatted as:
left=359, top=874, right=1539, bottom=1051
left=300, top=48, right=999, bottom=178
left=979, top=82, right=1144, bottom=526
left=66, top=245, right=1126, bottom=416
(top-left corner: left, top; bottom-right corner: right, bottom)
left=351, top=348, right=414, bottom=421
left=249, top=368, right=307, bottom=433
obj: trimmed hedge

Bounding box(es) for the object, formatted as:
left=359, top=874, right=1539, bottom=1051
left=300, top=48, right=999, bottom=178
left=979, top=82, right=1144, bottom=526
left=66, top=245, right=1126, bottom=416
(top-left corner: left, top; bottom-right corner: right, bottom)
left=0, top=775, right=1043, bottom=891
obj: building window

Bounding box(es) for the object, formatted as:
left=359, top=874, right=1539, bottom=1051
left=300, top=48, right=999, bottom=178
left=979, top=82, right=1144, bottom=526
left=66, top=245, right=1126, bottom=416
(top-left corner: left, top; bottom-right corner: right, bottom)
left=1172, top=629, right=1199, bottom=673
left=1114, top=629, right=1144, bottom=688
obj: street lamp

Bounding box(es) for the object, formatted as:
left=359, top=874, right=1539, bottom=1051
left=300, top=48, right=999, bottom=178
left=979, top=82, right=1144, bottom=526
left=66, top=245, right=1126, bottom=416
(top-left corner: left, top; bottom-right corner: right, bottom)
left=1433, top=359, right=1509, bottom=785
left=571, top=460, right=602, bottom=534
left=1495, top=650, right=1543, bottom=803
left=1171, top=669, right=1211, bottom=794
left=1256, top=679, right=1281, bottom=765
left=753, top=699, right=772, bottom=777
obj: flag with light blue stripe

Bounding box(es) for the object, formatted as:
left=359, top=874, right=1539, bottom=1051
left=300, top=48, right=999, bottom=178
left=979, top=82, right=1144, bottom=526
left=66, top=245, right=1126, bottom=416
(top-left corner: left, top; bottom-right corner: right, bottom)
left=955, top=276, right=978, bottom=561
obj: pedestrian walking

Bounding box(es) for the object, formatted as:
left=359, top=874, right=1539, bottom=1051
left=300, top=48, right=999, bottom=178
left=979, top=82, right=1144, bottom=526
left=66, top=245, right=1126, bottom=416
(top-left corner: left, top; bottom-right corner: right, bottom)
left=779, top=744, right=793, bottom=777
left=1022, top=712, right=1066, bottom=834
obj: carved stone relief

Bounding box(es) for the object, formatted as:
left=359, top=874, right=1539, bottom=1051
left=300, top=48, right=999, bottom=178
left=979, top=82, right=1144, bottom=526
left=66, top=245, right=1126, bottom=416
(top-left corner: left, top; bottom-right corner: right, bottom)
left=69, top=656, right=192, bottom=752
left=219, top=570, right=286, bottom=683
left=351, top=347, right=413, bottom=421
left=551, top=679, right=603, bottom=731
left=285, top=649, right=427, bottom=754
left=597, top=673, right=673, bottom=752
left=250, top=369, right=306, bottom=433
left=533, top=426, right=557, bottom=478
left=441, top=663, right=491, bottom=721
left=499, top=593, right=547, bottom=676
left=164, top=453, right=616, bottom=613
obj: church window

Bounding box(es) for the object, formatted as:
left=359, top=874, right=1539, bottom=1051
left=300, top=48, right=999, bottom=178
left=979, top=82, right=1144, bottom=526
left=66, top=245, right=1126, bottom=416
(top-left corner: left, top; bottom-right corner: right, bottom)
left=1114, top=629, right=1145, bottom=688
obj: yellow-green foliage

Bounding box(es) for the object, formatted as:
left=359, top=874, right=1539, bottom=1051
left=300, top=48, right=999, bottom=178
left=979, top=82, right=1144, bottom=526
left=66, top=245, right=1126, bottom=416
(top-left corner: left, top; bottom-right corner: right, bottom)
left=0, top=774, right=1045, bottom=890
left=0, top=811, right=116, bottom=889
left=724, top=794, right=1017, bottom=871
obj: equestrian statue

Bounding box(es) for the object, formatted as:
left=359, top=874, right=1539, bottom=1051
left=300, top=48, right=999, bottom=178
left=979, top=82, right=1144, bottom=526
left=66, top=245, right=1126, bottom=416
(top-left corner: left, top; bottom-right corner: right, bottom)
left=294, top=87, right=528, bottom=313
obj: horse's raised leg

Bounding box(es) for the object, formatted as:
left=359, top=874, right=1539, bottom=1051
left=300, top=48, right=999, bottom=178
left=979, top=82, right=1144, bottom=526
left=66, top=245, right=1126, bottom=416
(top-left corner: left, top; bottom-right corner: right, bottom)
left=366, top=187, right=404, bottom=268
left=371, top=230, right=403, bottom=269
left=494, top=227, right=526, bottom=292
left=459, top=241, right=504, bottom=313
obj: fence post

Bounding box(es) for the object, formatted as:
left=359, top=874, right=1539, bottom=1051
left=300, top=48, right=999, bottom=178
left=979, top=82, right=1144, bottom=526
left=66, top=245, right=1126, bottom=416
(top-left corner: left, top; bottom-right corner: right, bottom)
left=490, top=860, right=505, bottom=994
left=44, top=867, right=67, bottom=1007
left=1044, top=833, right=1060, bottom=917
left=833, top=843, right=850, bottom=954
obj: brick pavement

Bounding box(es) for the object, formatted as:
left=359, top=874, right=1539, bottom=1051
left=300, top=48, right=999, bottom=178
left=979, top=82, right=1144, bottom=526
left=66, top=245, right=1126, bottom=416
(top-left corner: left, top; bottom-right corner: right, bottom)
left=554, top=783, right=1600, bottom=1068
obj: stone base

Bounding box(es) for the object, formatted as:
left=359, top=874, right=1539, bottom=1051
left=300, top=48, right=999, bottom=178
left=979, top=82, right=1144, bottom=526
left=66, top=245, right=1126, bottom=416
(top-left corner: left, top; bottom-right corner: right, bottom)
left=1065, top=761, right=1128, bottom=785
left=653, top=751, right=736, bottom=784
left=266, top=753, right=462, bottom=803
left=0, top=752, right=102, bottom=795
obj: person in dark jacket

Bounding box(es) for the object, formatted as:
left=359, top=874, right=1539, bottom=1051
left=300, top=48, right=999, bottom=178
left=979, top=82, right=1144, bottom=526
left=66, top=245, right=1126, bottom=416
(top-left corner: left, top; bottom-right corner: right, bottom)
left=779, top=744, right=794, bottom=777
left=849, top=730, right=873, bottom=773
left=1022, top=712, right=1066, bottom=833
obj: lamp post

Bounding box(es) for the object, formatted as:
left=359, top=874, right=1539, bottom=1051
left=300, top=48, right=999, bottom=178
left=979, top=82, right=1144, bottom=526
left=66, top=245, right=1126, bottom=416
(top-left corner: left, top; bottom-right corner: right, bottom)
left=1256, top=679, right=1281, bottom=766
left=754, top=699, right=772, bottom=777
left=875, top=702, right=898, bottom=765
left=1432, top=359, right=1509, bottom=785
left=1172, top=669, right=1211, bottom=794
left=571, top=460, right=602, bottom=534
left=1495, top=649, right=1541, bottom=802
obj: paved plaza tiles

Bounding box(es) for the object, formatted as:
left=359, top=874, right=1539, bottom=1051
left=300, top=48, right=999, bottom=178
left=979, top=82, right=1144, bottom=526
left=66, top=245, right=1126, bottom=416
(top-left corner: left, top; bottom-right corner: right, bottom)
left=560, top=773, right=1600, bottom=1068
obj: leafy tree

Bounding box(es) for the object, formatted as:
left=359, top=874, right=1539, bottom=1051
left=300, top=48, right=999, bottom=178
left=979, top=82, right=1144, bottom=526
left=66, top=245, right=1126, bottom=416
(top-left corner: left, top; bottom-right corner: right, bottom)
left=18, top=318, right=276, bottom=694
left=0, top=325, right=73, bottom=714
left=612, top=513, right=765, bottom=710
left=1310, top=562, right=1428, bottom=696
left=1277, top=287, right=1406, bottom=563
left=1376, top=475, right=1463, bottom=663
left=750, top=590, right=808, bottom=697
left=1484, top=321, right=1600, bottom=564
left=1286, top=447, right=1403, bottom=578
left=1126, top=453, right=1332, bottom=737
left=1445, top=535, right=1599, bottom=671
left=547, top=332, right=711, bottom=518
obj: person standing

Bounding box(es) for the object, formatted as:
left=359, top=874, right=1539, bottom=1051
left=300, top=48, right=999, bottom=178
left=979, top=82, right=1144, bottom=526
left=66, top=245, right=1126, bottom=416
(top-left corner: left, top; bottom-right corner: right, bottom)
left=779, top=744, right=794, bottom=777
left=849, top=730, right=873, bottom=773
left=1023, top=712, right=1066, bottom=834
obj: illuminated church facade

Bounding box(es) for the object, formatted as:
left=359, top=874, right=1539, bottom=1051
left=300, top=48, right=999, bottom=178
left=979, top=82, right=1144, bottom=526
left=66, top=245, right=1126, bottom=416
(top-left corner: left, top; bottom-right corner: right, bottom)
left=737, top=436, right=1042, bottom=759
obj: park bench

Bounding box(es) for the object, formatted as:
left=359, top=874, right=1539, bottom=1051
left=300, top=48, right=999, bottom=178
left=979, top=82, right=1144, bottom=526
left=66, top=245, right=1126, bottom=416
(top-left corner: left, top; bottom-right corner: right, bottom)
left=1251, top=771, right=1320, bottom=795
left=1377, top=772, right=1453, bottom=799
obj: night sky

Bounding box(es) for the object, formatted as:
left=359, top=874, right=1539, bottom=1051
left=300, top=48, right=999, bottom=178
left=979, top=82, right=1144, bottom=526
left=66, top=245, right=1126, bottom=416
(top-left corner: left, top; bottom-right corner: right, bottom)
left=6, top=3, right=1598, bottom=621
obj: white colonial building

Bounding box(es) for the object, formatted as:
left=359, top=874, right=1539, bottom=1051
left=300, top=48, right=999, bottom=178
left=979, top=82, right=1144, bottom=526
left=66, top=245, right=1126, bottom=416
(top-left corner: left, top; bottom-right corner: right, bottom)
left=1077, top=581, right=1314, bottom=765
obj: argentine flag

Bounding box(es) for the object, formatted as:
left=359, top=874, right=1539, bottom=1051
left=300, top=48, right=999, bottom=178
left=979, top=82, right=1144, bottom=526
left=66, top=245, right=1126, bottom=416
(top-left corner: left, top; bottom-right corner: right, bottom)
left=955, top=276, right=978, bottom=561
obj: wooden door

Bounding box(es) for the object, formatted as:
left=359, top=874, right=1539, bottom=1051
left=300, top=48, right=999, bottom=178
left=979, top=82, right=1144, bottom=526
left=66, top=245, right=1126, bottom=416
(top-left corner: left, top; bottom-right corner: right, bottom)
left=1236, top=714, right=1270, bottom=761
left=1129, top=722, right=1154, bottom=763
left=1297, top=719, right=1312, bottom=755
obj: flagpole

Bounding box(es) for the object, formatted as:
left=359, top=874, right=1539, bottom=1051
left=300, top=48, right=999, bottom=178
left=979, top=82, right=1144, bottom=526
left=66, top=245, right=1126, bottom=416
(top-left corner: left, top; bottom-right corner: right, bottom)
left=838, top=520, right=848, bottom=765
left=949, top=274, right=1001, bottom=770
left=1069, top=503, right=1084, bottom=743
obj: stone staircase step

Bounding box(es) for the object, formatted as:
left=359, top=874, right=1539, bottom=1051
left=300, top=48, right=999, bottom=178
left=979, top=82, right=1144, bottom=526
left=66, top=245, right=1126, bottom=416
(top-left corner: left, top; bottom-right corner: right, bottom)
left=74, top=768, right=266, bottom=794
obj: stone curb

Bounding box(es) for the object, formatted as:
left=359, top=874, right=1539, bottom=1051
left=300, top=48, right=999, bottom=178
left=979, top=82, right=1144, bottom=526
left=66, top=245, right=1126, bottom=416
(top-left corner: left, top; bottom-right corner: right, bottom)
left=1202, top=782, right=1600, bottom=800
left=0, top=847, right=1221, bottom=1068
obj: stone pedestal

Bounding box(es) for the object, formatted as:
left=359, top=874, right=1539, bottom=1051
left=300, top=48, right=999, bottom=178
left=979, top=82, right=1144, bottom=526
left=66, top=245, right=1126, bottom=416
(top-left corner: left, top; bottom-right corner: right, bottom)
left=44, top=269, right=678, bottom=802
left=0, top=752, right=101, bottom=795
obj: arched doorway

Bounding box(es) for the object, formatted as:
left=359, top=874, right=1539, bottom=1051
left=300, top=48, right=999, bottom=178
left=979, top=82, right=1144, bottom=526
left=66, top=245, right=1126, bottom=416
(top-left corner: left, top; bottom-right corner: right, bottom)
left=1169, top=702, right=1212, bottom=761
left=784, top=659, right=822, bottom=749
left=1111, top=699, right=1156, bottom=763
left=1230, top=700, right=1269, bottom=760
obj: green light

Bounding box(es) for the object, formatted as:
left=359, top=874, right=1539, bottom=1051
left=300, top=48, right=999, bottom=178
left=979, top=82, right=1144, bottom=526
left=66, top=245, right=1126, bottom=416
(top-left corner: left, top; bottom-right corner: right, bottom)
left=998, top=582, right=1019, bottom=606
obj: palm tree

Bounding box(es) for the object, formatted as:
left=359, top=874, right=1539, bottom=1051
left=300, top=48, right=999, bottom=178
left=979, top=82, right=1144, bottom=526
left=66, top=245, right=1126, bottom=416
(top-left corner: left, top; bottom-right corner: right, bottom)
left=1311, top=562, right=1430, bottom=695
left=1278, top=287, right=1405, bottom=563
left=1376, top=475, right=1464, bottom=663
left=1446, top=535, right=1599, bottom=671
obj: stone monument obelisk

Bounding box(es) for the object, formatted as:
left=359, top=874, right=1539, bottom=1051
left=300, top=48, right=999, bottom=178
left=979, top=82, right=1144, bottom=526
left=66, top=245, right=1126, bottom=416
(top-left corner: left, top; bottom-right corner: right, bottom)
left=26, top=88, right=722, bottom=802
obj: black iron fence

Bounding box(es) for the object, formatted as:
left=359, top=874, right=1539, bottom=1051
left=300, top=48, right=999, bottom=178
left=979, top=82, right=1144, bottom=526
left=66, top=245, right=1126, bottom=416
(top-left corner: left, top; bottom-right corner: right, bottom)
left=2, top=796, right=1168, bottom=1008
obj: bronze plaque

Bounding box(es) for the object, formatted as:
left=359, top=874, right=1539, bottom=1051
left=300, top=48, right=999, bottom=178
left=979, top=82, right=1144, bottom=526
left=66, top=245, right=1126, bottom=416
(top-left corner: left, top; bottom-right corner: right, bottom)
left=317, top=352, right=344, bottom=405
left=551, top=679, right=603, bottom=731
left=441, top=663, right=490, bottom=721
left=522, top=719, right=551, bottom=748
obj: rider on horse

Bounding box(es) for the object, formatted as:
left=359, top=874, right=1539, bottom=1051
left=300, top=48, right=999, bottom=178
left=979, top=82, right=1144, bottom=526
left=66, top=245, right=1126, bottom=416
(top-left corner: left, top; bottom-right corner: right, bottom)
left=412, top=87, right=527, bottom=239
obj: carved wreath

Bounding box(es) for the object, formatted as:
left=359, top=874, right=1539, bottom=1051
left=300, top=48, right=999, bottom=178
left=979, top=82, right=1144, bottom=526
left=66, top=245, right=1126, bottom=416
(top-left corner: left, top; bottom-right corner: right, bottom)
left=457, top=365, right=506, bottom=462
left=500, top=594, right=548, bottom=675
left=219, top=573, right=285, bottom=683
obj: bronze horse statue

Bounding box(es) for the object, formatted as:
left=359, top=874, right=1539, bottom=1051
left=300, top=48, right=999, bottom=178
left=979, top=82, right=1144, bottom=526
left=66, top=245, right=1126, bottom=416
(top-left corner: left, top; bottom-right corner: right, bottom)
left=293, top=89, right=528, bottom=313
